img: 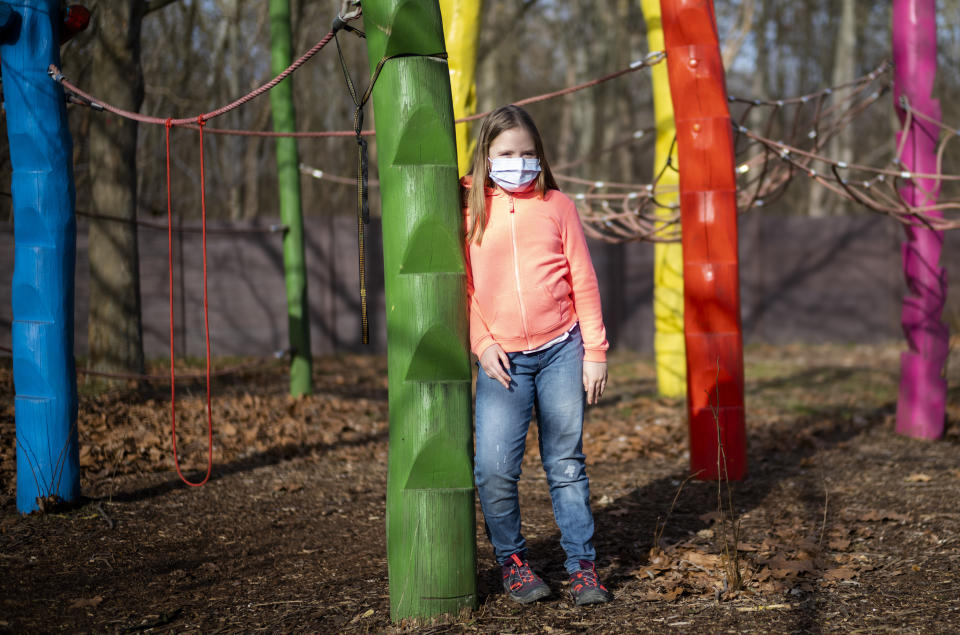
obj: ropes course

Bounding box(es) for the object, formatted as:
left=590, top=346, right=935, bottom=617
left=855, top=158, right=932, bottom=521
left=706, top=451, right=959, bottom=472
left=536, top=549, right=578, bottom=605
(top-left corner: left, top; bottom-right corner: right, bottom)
left=732, top=62, right=960, bottom=230
left=49, top=19, right=348, bottom=488
left=17, top=0, right=960, bottom=495
left=575, top=59, right=960, bottom=243
left=296, top=56, right=960, bottom=245
left=76, top=53, right=958, bottom=245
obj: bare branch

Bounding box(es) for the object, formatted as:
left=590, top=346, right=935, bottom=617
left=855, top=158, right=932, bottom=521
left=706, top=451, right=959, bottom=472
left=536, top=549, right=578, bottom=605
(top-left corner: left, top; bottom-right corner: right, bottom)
left=145, top=0, right=180, bottom=15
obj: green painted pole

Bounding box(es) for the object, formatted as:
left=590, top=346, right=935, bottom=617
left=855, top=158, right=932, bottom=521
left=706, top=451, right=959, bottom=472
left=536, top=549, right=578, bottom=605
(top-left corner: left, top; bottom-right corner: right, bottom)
left=362, top=0, right=477, bottom=621
left=269, top=0, right=312, bottom=396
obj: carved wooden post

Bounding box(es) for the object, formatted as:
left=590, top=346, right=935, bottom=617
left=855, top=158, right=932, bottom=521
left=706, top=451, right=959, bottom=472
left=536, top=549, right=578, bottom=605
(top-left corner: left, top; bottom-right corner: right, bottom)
left=660, top=0, right=747, bottom=480
left=363, top=0, right=477, bottom=620
left=439, top=0, right=482, bottom=177
left=641, top=0, right=686, bottom=398
left=268, top=0, right=312, bottom=396
left=3, top=0, right=81, bottom=511
left=892, top=0, right=947, bottom=439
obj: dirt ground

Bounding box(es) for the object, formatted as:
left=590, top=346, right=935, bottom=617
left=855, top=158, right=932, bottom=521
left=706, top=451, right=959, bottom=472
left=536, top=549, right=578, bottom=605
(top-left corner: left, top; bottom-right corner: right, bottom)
left=2, top=340, right=960, bottom=633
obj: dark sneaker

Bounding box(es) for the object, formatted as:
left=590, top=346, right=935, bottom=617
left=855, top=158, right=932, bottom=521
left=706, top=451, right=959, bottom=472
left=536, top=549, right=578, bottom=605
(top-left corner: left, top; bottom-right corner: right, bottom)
left=501, top=553, right=551, bottom=603
left=569, top=560, right=613, bottom=605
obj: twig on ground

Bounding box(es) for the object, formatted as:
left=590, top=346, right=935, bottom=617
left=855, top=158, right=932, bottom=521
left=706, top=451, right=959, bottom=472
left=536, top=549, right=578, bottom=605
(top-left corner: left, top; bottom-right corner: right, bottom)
left=818, top=464, right=830, bottom=548
left=96, top=501, right=114, bottom=530
left=711, top=359, right=742, bottom=594
left=653, top=470, right=704, bottom=553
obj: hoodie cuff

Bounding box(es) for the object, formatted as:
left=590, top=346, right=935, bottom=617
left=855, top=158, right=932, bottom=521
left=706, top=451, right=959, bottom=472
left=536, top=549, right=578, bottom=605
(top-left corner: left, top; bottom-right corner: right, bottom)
left=472, top=335, right=497, bottom=359
left=583, top=348, right=607, bottom=363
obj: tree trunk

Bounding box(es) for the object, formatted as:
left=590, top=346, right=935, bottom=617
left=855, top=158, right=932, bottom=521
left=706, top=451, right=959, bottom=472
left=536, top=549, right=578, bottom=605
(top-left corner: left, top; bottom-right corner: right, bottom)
left=87, top=1, right=147, bottom=379
left=363, top=0, right=476, bottom=620
left=807, top=0, right=855, bottom=217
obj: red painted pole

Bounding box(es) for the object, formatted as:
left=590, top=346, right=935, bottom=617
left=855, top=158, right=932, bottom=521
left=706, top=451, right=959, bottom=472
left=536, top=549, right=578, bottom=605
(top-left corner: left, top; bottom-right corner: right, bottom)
left=660, top=0, right=747, bottom=480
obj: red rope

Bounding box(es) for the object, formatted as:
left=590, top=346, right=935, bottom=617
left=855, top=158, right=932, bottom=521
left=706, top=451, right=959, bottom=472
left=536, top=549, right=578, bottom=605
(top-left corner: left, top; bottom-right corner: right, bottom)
left=50, top=29, right=337, bottom=128
left=51, top=48, right=663, bottom=137
left=167, top=118, right=214, bottom=487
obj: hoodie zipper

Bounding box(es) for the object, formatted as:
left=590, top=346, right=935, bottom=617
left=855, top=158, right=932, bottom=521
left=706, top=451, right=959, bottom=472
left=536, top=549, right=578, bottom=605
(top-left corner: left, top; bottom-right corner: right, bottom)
left=508, top=195, right=530, bottom=346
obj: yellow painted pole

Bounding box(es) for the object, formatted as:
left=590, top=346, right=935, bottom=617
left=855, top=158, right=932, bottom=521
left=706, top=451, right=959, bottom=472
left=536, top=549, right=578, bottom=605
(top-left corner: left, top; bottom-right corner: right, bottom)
left=641, top=0, right=685, bottom=397
left=439, top=0, right=482, bottom=176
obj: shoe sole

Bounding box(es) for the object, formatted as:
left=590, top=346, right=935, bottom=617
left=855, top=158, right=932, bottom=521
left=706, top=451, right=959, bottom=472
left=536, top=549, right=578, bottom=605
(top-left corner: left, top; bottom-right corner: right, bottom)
left=507, top=585, right=552, bottom=604
left=572, top=589, right=613, bottom=606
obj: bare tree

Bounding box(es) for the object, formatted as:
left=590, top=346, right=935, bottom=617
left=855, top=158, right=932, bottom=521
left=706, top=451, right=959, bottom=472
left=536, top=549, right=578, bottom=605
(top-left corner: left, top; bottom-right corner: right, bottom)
left=807, top=0, right=855, bottom=217
left=86, top=2, right=174, bottom=379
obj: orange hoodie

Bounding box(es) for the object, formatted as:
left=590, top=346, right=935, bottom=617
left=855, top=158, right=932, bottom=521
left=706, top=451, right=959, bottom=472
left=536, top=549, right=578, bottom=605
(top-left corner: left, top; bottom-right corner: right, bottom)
left=464, top=179, right=609, bottom=362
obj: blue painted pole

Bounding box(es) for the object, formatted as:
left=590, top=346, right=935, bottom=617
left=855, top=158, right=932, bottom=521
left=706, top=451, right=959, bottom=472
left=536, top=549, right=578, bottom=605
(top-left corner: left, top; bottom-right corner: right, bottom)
left=2, top=1, right=80, bottom=513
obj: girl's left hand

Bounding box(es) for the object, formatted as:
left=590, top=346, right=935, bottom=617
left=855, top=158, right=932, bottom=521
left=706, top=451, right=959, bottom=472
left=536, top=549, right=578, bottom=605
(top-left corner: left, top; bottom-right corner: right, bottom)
left=583, top=360, right=607, bottom=405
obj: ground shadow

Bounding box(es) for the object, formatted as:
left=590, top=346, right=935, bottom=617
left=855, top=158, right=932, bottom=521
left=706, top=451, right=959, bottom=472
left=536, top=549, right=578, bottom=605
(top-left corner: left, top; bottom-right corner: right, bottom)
left=515, top=364, right=898, bottom=631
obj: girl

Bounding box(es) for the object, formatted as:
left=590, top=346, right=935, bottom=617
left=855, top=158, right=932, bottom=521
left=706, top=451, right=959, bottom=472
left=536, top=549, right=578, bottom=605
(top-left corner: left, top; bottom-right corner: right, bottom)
left=463, top=105, right=612, bottom=606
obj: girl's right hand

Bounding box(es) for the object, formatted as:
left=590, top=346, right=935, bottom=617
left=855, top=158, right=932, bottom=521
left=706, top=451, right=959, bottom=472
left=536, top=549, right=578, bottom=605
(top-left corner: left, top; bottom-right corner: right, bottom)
left=479, top=344, right=512, bottom=389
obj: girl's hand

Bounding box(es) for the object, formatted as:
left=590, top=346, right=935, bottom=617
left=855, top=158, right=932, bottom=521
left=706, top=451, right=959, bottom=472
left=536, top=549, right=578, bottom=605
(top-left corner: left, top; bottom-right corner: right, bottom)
left=479, top=344, right=512, bottom=389
left=583, top=360, right=607, bottom=405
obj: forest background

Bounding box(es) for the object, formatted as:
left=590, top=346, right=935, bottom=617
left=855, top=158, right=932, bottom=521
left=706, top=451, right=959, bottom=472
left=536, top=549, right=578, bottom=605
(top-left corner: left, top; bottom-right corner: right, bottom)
left=2, top=0, right=960, bottom=362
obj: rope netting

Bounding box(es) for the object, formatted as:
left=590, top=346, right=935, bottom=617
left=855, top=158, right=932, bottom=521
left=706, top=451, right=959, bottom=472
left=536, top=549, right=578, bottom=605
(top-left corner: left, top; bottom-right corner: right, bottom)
left=575, top=60, right=899, bottom=242
left=47, top=20, right=350, bottom=487
left=730, top=61, right=960, bottom=231
left=550, top=60, right=960, bottom=242
left=292, top=56, right=960, bottom=245
left=50, top=24, right=960, bottom=244
left=33, top=11, right=960, bottom=484
left=40, top=21, right=666, bottom=485
left=296, top=58, right=921, bottom=245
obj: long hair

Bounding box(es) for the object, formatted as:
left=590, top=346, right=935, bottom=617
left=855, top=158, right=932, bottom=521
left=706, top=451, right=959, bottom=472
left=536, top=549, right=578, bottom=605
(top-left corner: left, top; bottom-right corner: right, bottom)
left=465, top=105, right=559, bottom=245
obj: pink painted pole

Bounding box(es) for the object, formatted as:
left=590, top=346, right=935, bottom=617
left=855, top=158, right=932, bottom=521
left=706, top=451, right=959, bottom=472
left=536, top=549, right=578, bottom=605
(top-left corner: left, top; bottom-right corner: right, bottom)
left=893, top=0, right=948, bottom=439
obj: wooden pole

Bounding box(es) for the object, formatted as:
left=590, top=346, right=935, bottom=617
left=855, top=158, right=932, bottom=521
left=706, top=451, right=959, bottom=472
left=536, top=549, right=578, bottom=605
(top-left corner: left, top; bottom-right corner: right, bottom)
left=4, top=0, right=81, bottom=512
left=660, top=0, right=747, bottom=480
left=439, top=0, right=482, bottom=177
left=892, top=0, right=947, bottom=439
left=269, top=0, right=312, bottom=396
left=641, top=0, right=686, bottom=398
left=363, top=0, right=477, bottom=620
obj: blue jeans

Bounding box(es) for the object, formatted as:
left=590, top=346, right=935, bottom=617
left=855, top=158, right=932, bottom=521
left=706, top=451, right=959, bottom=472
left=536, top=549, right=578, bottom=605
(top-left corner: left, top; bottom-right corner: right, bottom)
left=474, top=326, right=596, bottom=574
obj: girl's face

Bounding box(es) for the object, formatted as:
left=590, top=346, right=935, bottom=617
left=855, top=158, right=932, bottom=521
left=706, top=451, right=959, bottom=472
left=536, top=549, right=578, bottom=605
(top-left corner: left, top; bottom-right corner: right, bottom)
left=488, top=126, right=537, bottom=162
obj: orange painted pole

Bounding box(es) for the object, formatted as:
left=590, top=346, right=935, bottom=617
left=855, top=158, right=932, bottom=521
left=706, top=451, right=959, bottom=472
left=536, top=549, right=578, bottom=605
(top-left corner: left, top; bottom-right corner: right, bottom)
left=659, top=0, right=746, bottom=480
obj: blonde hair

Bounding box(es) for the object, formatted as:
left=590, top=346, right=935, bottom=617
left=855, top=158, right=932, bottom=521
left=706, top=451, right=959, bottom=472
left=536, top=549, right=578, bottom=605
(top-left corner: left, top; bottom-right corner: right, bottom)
left=464, top=105, right=558, bottom=245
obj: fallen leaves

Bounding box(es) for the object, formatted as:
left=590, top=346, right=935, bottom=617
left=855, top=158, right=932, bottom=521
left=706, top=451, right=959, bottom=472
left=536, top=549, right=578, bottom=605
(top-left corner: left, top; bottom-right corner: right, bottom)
left=643, top=585, right=685, bottom=602
left=845, top=509, right=909, bottom=523
left=633, top=500, right=899, bottom=603
left=821, top=567, right=858, bottom=581
left=827, top=536, right=851, bottom=551
left=349, top=608, right=375, bottom=623
left=757, top=554, right=817, bottom=578
left=0, top=356, right=391, bottom=494
left=69, top=596, right=103, bottom=609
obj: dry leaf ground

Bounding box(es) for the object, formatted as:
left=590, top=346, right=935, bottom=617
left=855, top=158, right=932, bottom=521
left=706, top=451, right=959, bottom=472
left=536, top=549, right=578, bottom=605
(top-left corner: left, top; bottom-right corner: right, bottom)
left=2, top=340, right=960, bottom=633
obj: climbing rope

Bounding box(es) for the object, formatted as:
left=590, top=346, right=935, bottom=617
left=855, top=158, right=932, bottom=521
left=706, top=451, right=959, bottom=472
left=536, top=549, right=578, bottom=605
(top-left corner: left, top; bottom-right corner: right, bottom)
left=165, top=118, right=214, bottom=487
left=49, top=10, right=363, bottom=486
left=730, top=61, right=960, bottom=230
left=48, top=28, right=339, bottom=128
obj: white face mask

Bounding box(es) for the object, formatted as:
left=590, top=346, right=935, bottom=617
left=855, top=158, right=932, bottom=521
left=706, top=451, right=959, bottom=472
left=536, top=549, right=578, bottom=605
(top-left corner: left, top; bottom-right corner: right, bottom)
left=488, top=157, right=541, bottom=192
